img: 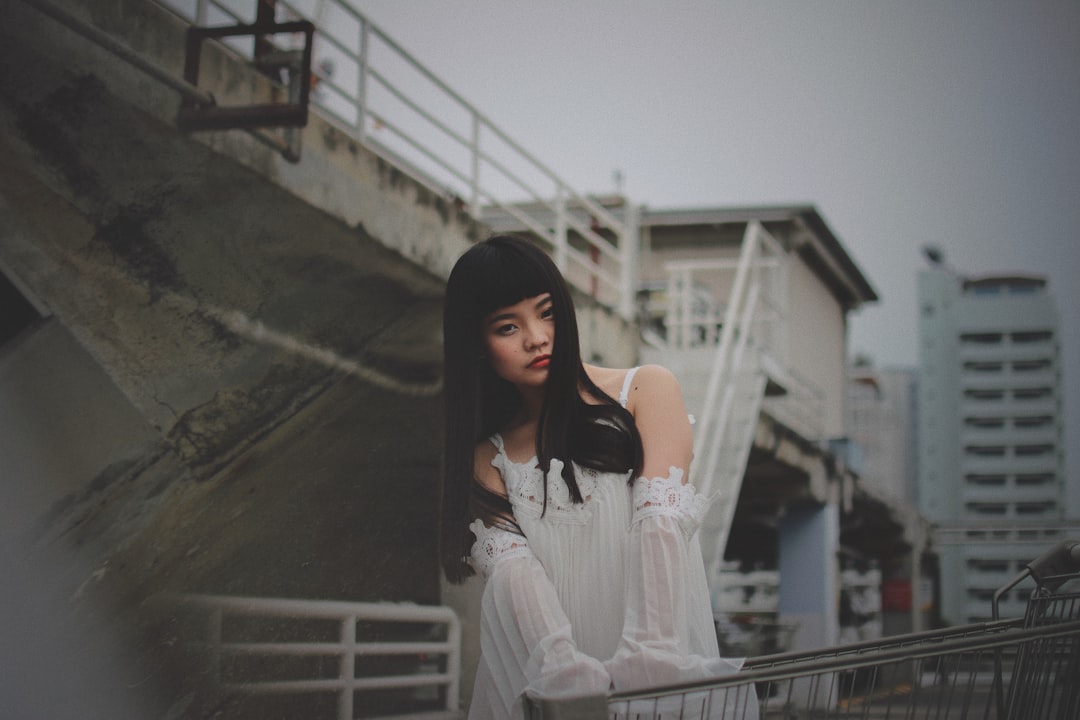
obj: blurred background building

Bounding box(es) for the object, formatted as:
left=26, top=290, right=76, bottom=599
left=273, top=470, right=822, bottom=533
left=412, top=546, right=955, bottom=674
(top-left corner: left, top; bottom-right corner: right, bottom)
left=917, top=254, right=1073, bottom=623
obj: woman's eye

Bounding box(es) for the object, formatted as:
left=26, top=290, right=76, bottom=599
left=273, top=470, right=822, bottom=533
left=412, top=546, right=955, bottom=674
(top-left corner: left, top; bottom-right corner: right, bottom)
left=541, top=307, right=554, bottom=320
left=495, top=324, right=516, bottom=336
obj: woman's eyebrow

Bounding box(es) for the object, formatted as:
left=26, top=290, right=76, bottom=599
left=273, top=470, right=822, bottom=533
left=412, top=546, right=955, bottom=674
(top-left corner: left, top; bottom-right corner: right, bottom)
left=486, top=310, right=517, bottom=325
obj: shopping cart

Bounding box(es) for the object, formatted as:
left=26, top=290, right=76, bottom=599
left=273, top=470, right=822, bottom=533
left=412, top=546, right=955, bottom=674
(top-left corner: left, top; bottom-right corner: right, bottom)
left=523, top=539, right=1080, bottom=719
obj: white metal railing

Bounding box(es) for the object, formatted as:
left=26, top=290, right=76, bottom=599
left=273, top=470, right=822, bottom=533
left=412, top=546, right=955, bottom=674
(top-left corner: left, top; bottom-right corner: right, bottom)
left=153, top=0, right=634, bottom=316
left=760, top=361, right=825, bottom=441
left=681, top=222, right=783, bottom=492
left=645, top=223, right=826, bottom=444
left=173, top=594, right=462, bottom=719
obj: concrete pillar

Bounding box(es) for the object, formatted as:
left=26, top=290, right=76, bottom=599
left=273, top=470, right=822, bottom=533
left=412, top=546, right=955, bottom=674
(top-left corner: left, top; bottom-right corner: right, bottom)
left=778, top=501, right=839, bottom=708
left=778, top=502, right=840, bottom=648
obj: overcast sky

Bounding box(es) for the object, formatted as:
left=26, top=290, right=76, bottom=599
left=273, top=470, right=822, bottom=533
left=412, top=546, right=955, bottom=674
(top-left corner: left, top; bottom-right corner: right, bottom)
left=350, top=0, right=1079, bottom=499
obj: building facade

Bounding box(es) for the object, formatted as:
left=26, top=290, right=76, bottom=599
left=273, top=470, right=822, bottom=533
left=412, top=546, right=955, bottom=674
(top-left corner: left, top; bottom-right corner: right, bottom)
left=847, top=363, right=918, bottom=507
left=917, top=263, right=1071, bottom=623
left=846, top=363, right=932, bottom=634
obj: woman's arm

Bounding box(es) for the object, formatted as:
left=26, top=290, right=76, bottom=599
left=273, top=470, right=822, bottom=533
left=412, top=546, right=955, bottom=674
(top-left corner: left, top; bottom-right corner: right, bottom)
left=469, top=519, right=611, bottom=716
left=468, top=448, right=610, bottom=715
left=625, top=364, right=694, bottom=481
left=607, top=365, right=744, bottom=690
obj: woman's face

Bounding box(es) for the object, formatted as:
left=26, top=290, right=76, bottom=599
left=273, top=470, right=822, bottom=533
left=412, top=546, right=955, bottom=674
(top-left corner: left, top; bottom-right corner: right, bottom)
left=481, top=293, right=554, bottom=389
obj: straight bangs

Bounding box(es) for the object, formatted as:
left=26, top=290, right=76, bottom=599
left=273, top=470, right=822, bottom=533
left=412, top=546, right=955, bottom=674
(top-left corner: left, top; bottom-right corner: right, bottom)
left=468, top=243, right=552, bottom=318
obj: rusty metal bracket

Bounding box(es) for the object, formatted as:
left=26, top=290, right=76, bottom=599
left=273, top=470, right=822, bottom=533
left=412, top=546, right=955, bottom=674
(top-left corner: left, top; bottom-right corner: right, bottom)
left=177, top=19, right=314, bottom=133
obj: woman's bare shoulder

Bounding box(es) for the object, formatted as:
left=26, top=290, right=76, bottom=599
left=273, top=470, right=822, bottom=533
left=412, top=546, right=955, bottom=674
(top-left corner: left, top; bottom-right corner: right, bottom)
left=623, top=364, right=681, bottom=411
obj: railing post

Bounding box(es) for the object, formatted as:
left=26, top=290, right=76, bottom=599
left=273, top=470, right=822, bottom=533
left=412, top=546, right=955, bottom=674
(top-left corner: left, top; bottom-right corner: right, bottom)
left=691, top=222, right=761, bottom=489
left=618, top=202, right=640, bottom=321
left=357, top=18, right=369, bottom=140
left=663, top=265, right=678, bottom=349
left=446, top=614, right=462, bottom=713
left=679, top=267, right=692, bottom=349
left=553, top=187, right=568, bottom=272
left=339, top=615, right=356, bottom=720
left=470, top=114, right=481, bottom=216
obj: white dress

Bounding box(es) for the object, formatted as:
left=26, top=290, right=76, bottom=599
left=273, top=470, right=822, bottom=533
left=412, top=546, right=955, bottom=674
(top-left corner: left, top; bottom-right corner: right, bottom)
left=467, top=370, right=756, bottom=719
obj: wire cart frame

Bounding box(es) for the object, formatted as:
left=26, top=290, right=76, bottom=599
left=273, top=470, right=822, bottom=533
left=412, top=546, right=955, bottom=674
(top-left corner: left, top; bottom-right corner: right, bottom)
left=523, top=540, right=1080, bottom=719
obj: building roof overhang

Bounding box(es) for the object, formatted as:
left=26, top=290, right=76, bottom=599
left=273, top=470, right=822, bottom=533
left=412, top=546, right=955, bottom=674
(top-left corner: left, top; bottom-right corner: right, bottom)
left=641, top=204, right=879, bottom=311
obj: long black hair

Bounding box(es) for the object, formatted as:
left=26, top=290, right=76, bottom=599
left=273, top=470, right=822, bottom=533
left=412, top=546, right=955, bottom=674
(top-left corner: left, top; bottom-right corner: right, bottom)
left=440, top=234, right=643, bottom=583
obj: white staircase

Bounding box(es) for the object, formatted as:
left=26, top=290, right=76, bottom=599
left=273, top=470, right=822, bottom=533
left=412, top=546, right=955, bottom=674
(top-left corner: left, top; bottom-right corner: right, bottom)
left=640, top=221, right=787, bottom=594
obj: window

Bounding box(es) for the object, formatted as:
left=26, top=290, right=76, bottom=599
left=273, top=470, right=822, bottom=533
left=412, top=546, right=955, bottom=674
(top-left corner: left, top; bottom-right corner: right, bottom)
left=1015, top=444, right=1054, bottom=457
left=1014, top=416, right=1053, bottom=429
left=963, top=361, right=1004, bottom=373
left=1016, top=473, right=1054, bottom=486
left=965, top=417, right=1005, bottom=429
left=1014, top=388, right=1052, bottom=400
left=960, top=332, right=1003, bottom=344
left=1013, top=359, right=1051, bottom=372
left=1, top=270, right=40, bottom=346
left=1017, top=502, right=1056, bottom=516
left=971, top=285, right=1001, bottom=296
left=964, top=389, right=1005, bottom=401
left=1011, top=331, right=1052, bottom=343
left=966, top=503, right=1007, bottom=516
left=968, top=559, right=1008, bottom=572
left=965, top=474, right=1006, bottom=486
left=965, top=446, right=1006, bottom=457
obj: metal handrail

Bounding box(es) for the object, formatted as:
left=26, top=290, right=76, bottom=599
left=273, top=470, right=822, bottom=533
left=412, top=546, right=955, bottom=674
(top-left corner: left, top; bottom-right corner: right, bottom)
left=690, top=221, right=775, bottom=491
left=608, top=618, right=1080, bottom=701
left=173, top=594, right=462, bottom=720
left=154, top=0, right=633, bottom=316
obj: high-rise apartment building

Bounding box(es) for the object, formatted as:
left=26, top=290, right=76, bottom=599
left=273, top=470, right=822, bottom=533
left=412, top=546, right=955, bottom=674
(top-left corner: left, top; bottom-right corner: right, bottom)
left=917, top=261, right=1071, bottom=623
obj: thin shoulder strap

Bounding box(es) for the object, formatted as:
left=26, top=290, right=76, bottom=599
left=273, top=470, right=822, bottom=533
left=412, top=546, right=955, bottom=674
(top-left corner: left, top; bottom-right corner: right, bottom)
left=619, top=367, right=641, bottom=408
left=488, top=433, right=505, bottom=452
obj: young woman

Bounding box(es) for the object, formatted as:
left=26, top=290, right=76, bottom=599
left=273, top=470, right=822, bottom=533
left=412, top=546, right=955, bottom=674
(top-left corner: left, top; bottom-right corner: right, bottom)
left=441, top=235, right=754, bottom=718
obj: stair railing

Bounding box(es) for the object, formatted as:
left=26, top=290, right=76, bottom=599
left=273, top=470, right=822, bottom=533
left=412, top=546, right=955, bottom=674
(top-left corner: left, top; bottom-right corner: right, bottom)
left=690, top=221, right=772, bottom=492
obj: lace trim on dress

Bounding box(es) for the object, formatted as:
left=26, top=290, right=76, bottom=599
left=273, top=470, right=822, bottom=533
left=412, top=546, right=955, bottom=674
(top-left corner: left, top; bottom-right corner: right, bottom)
left=469, top=518, right=532, bottom=579
left=631, top=467, right=710, bottom=538
left=489, top=441, right=607, bottom=523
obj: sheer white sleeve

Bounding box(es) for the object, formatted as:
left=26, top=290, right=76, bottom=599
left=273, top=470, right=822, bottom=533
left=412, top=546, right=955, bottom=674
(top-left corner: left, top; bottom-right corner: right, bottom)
left=467, top=519, right=611, bottom=718
left=606, top=468, right=745, bottom=691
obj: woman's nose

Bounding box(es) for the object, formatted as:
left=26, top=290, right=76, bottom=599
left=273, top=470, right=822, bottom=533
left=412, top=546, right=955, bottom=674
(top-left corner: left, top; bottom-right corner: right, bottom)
left=524, top=322, right=549, bottom=348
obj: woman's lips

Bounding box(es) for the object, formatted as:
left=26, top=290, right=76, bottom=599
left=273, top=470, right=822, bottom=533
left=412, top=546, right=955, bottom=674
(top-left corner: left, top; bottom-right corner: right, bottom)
left=529, top=355, right=551, bottom=368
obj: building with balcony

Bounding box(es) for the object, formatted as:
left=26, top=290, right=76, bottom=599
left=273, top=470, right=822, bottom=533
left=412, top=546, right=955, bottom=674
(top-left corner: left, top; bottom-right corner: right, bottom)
left=634, top=205, right=910, bottom=654
left=917, top=263, right=1073, bottom=623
